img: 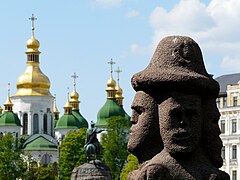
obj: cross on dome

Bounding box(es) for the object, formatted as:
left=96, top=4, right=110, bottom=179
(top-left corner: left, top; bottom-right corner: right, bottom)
left=115, top=67, right=122, bottom=85
left=71, top=72, right=78, bottom=91
left=108, top=58, right=116, bottom=78
left=29, top=14, right=37, bottom=35
left=7, top=82, right=10, bottom=97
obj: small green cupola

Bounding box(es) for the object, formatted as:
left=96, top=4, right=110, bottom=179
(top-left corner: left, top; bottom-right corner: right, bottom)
left=55, top=96, right=81, bottom=130
left=69, top=72, right=88, bottom=128
left=0, top=83, right=21, bottom=127
left=96, top=59, right=125, bottom=128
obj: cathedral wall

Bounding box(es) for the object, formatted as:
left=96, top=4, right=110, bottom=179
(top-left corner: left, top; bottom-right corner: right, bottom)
left=11, top=96, right=54, bottom=136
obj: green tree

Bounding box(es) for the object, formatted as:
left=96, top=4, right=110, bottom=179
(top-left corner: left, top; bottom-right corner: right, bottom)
left=36, top=164, right=56, bottom=180
left=101, top=116, right=130, bottom=180
left=120, top=154, right=139, bottom=180
left=24, top=160, right=57, bottom=180
left=0, top=132, right=27, bottom=179
left=58, top=128, right=87, bottom=179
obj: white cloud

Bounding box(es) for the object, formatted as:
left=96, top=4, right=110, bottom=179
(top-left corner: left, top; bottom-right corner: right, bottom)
left=126, top=10, right=140, bottom=18
left=149, top=0, right=214, bottom=48
left=221, top=56, right=240, bottom=71
left=130, top=0, right=240, bottom=73
left=94, top=0, right=122, bottom=7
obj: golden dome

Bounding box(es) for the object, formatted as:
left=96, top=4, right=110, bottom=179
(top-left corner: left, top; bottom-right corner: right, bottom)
left=26, top=35, right=40, bottom=53
left=4, top=96, right=13, bottom=107
left=53, top=96, right=59, bottom=113
left=70, top=90, right=79, bottom=100
left=107, top=77, right=116, bottom=91
left=15, top=62, right=51, bottom=96
left=64, top=100, right=72, bottom=108
left=115, top=85, right=123, bottom=98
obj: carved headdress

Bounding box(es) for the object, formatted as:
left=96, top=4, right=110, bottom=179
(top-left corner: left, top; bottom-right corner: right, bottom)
left=131, top=36, right=219, bottom=97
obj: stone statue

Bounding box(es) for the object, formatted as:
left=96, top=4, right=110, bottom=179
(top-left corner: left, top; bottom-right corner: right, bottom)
left=127, top=36, right=230, bottom=179
left=84, top=121, right=103, bottom=160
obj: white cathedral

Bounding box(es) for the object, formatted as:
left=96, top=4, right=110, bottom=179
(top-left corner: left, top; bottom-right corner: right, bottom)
left=0, top=14, right=129, bottom=166
left=0, top=15, right=88, bottom=165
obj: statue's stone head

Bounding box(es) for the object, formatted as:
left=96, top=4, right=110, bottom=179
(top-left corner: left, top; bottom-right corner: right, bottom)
left=129, top=36, right=220, bottom=157
left=128, top=91, right=163, bottom=163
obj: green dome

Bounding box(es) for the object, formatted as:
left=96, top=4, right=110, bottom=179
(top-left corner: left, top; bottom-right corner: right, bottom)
left=54, top=119, right=58, bottom=128
left=96, top=99, right=125, bottom=128
left=55, top=114, right=81, bottom=129
left=24, top=135, right=57, bottom=151
left=72, top=110, right=88, bottom=128
left=0, top=112, right=21, bottom=126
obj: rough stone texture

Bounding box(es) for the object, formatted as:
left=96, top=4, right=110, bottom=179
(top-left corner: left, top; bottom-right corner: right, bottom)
left=127, top=36, right=230, bottom=179
left=71, top=160, right=112, bottom=180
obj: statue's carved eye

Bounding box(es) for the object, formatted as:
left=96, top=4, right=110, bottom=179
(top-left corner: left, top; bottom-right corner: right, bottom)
left=170, top=108, right=182, bottom=118
left=132, top=105, right=144, bottom=115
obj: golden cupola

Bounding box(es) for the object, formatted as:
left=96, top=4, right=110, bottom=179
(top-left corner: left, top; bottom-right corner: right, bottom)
left=69, top=72, right=80, bottom=110
left=106, top=59, right=117, bottom=99
left=53, top=94, right=60, bottom=117
left=14, top=14, right=51, bottom=97
left=115, top=67, right=124, bottom=106
left=4, top=83, right=14, bottom=112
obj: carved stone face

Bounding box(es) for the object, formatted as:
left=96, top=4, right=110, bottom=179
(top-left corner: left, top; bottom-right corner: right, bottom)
left=128, top=91, right=161, bottom=159
left=202, top=99, right=223, bottom=167
left=159, top=92, right=202, bottom=154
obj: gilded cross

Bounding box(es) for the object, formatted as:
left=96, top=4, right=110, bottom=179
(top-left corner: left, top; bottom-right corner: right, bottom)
left=71, top=72, right=78, bottom=91
left=67, top=87, right=70, bottom=100
left=115, top=67, right=122, bottom=85
left=108, top=58, right=116, bottom=77
left=8, top=83, right=10, bottom=97
left=29, top=14, right=37, bottom=34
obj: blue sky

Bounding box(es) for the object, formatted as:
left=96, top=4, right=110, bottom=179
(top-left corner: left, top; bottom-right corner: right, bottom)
left=0, top=0, right=239, bottom=124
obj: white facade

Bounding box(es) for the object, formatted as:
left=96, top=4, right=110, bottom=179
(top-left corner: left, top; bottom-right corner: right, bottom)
left=11, top=96, right=54, bottom=136
left=217, top=81, right=240, bottom=180
left=26, top=150, right=58, bottom=165
left=0, top=126, right=21, bottom=137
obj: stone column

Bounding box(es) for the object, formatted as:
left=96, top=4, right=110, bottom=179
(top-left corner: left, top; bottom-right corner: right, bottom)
left=28, top=111, right=32, bottom=135
left=40, top=110, right=44, bottom=134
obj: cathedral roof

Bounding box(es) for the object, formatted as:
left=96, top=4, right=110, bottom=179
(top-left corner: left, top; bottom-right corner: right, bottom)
left=0, top=86, right=21, bottom=127
left=0, top=112, right=21, bottom=127
left=96, top=60, right=127, bottom=128
left=55, top=114, right=81, bottom=129
left=72, top=110, right=88, bottom=128
left=23, top=134, right=57, bottom=151
left=96, top=99, right=125, bottom=128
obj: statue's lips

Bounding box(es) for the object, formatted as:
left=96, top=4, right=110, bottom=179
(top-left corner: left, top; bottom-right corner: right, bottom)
left=172, top=132, right=191, bottom=141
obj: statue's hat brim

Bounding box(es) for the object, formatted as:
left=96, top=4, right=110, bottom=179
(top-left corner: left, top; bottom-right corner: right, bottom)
left=131, top=36, right=219, bottom=98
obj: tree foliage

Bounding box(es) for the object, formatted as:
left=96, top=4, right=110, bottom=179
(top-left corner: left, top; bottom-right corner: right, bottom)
left=58, top=128, right=87, bottom=179
left=101, top=116, right=130, bottom=180
left=24, top=161, right=57, bottom=180
left=120, top=154, right=139, bottom=180
left=0, top=132, right=27, bottom=179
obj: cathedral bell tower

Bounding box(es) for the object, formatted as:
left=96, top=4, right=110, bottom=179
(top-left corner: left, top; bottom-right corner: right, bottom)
left=11, top=14, right=54, bottom=137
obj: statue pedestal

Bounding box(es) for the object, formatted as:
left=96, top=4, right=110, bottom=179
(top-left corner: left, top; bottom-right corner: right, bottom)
left=71, top=159, right=112, bottom=180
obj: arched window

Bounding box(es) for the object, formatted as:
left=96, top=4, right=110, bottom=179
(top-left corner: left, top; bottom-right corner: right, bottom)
left=41, top=153, right=51, bottom=165
left=43, top=114, right=48, bottom=134
left=51, top=115, right=53, bottom=136
left=33, top=114, right=39, bottom=134
left=23, top=113, right=28, bottom=135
